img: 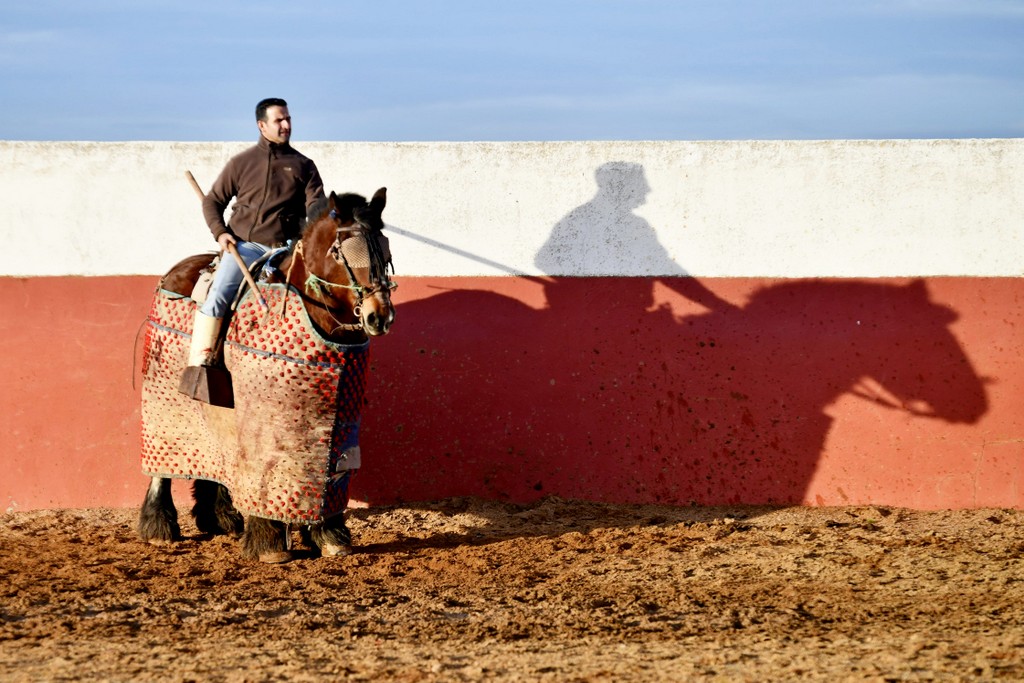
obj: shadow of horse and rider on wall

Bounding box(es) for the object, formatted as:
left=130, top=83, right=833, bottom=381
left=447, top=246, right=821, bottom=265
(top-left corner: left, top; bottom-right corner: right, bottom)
left=357, top=162, right=988, bottom=508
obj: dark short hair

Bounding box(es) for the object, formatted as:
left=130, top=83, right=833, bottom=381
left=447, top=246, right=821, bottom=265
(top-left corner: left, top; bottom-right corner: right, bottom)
left=256, top=98, right=288, bottom=121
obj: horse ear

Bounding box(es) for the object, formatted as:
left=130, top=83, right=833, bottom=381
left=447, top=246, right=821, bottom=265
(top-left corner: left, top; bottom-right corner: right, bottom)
left=906, top=278, right=958, bottom=323
left=905, top=278, right=929, bottom=300
left=370, top=187, right=387, bottom=215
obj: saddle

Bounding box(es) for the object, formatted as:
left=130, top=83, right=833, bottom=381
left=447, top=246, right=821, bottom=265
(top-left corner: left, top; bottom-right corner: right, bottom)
left=188, top=245, right=292, bottom=305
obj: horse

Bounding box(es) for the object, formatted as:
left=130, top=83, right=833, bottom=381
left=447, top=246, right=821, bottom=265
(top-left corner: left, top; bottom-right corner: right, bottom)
left=137, top=188, right=396, bottom=563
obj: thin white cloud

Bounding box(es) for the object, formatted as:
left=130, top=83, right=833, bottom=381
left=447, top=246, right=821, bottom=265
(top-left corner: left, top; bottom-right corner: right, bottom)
left=0, top=30, right=60, bottom=46
left=4, top=1, right=1021, bottom=141
left=865, top=0, right=1024, bottom=16
left=329, top=68, right=1024, bottom=141
left=0, top=30, right=62, bottom=67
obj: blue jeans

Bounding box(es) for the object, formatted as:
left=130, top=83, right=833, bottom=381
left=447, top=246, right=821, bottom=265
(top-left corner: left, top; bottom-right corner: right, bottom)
left=199, top=240, right=274, bottom=318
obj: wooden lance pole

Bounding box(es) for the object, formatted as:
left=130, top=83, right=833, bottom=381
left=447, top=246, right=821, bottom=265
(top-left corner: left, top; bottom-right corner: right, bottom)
left=185, top=170, right=269, bottom=311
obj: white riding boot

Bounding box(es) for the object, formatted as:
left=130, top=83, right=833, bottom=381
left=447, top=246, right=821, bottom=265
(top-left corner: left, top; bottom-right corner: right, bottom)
left=179, top=312, right=233, bottom=407
left=186, top=312, right=223, bottom=367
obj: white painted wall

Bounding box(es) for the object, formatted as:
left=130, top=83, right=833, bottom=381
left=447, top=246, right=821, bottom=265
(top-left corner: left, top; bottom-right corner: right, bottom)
left=2, top=140, right=1021, bottom=277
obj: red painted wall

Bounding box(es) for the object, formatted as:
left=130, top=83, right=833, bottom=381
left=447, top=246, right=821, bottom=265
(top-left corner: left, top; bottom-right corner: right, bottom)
left=2, top=277, right=153, bottom=510
left=2, top=275, right=1021, bottom=512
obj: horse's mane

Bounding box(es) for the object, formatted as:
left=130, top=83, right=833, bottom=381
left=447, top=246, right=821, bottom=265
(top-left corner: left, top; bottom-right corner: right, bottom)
left=305, top=196, right=331, bottom=225
left=304, top=193, right=369, bottom=236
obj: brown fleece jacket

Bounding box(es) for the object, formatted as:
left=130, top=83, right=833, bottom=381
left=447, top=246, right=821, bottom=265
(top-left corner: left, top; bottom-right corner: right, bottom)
left=202, top=136, right=325, bottom=246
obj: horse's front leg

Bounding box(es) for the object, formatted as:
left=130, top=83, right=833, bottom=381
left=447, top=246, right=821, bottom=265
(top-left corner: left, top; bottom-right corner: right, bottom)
left=241, top=516, right=292, bottom=564
left=138, top=476, right=180, bottom=544
left=307, top=514, right=353, bottom=557
left=191, top=480, right=244, bottom=537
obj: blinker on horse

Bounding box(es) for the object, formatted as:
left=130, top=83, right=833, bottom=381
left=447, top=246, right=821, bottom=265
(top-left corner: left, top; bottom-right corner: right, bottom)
left=138, top=188, right=396, bottom=563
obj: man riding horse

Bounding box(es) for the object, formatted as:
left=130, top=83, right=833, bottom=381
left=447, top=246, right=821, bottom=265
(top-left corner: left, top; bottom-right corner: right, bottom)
left=181, top=97, right=326, bottom=398
left=140, top=100, right=397, bottom=563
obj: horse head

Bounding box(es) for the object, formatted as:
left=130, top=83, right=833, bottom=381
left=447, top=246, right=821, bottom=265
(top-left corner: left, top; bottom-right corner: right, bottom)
left=743, top=278, right=988, bottom=426
left=846, top=279, right=988, bottom=425
left=294, top=188, right=396, bottom=339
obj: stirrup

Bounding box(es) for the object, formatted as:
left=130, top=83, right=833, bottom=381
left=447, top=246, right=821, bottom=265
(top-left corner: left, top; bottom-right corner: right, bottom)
left=179, top=365, right=234, bottom=408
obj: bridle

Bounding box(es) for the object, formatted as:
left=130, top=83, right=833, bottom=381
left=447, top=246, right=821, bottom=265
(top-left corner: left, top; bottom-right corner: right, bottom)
left=287, top=214, right=397, bottom=334
left=327, top=211, right=397, bottom=300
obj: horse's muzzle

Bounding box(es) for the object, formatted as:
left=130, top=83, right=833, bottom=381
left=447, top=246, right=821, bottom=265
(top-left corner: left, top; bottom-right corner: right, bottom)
left=360, top=301, right=395, bottom=336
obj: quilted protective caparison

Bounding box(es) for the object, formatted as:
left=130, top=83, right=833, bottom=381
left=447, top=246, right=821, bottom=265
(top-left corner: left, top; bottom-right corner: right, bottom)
left=140, top=284, right=369, bottom=524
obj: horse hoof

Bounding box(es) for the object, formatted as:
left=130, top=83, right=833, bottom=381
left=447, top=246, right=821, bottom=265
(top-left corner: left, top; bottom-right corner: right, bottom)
left=321, top=543, right=353, bottom=557
left=258, top=550, right=293, bottom=564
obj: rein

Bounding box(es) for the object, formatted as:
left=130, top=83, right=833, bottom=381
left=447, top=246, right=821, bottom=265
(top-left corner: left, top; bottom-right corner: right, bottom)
left=849, top=379, right=938, bottom=418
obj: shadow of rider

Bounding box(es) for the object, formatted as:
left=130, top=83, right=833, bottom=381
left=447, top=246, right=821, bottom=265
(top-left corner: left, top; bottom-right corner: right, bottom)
left=535, top=161, right=736, bottom=315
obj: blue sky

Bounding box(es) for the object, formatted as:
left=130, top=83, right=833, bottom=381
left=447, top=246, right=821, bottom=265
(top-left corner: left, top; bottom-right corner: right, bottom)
left=4, top=0, right=1022, bottom=141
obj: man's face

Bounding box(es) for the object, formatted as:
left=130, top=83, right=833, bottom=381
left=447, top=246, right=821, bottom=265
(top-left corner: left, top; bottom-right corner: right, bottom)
left=258, top=105, right=292, bottom=144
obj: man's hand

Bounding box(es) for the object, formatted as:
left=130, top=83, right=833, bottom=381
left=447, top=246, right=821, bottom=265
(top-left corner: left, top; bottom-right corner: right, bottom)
left=217, top=232, right=237, bottom=253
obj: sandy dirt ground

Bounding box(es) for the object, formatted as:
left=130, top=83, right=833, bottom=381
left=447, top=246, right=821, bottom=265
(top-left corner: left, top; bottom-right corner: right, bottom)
left=1, top=496, right=1023, bottom=681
